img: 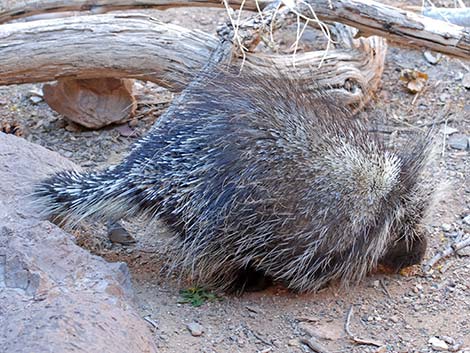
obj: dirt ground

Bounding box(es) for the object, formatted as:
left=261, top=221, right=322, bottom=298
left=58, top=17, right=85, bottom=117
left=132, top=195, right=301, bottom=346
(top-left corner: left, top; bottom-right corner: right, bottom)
left=1, top=2, right=469, bottom=353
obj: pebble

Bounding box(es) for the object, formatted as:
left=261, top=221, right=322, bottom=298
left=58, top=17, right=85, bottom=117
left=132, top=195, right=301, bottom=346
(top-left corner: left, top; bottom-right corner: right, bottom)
left=463, top=215, right=470, bottom=226
left=29, top=96, right=43, bottom=104
left=448, top=134, right=470, bottom=150
left=424, top=51, right=441, bottom=65
left=27, top=88, right=44, bottom=98
left=186, top=322, right=204, bottom=337
left=441, top=126, right=458, bottom=136
left=288, top=338, right=300, bottom=347
left=456, top=244, right=470, bottom=256
left=390, top=315, right=399, bottom=323
left=463, top=73, right=470, bottom=89
left=441, top=223, right=452, bottom=232
left=429, top=336, right=449, bottom=351
left=441, top=336, right=455, bottom=345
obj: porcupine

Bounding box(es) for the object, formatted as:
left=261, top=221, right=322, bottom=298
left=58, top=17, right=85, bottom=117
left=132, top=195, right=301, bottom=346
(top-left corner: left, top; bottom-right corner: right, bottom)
left=35, top=68, right=437, bottom=293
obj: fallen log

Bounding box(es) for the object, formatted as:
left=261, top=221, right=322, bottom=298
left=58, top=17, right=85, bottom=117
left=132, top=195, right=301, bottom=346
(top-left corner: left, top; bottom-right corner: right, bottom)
left=0, top=14, right=385, bottom=109
left=1, top=0, right=469, bottom=58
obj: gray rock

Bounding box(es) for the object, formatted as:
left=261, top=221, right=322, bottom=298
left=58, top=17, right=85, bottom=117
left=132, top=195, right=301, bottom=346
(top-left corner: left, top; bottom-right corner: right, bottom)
left=441, top=126, right=458, bottom=136
left=187, top=321, right=204, bottom=337
left=441, top=223, right=452, bottom=232
left=463, top=214, right=470, bottom=226
left=428, top=336, right=449, bottom=351
left=29, top=95, right=43, bottom=104
left=423, top=51, right=441, bottom=65
left=457, top=246, right=470, bottom=257
left=448, top=134, right=469, bottom=150
left=463, top=73, right=470, bottom=89
left=0, top=133, right=157, bottom=353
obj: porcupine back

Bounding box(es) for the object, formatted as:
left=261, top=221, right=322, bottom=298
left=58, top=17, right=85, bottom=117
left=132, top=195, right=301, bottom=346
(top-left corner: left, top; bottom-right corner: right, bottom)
left=35, top=69, right=436, bottom=292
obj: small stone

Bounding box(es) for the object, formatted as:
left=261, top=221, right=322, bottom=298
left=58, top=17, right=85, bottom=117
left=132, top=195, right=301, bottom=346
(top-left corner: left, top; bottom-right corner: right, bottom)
left=439, top=93, right=450, bottom=102
left=441, top=126, right=458, bottom=136
left=29, top=96, right=43, bottom=104
left=429, top=336, right=449, bottom=351
left=463, top=215, right=470, bottom=226
left=64, top=121, right=81, bottom=132
left=375, top=346, right=387, bottom=353
left=440, top=336, right=455, bottom=345
left=457, top=246, right=470, bottom=257
left=390, top=315, right=399, bottom=323
left=186, top=322, right=204, bottom=337
left=424, top=50, right=441, bottom=65
left=116, top=123, right=137, bottom=137
left=448, top=134, right=469, bottom=150
left=463, top=73, right=470, bottom=89
left=441, top=223, right=452, bottom=232
left=288, top=338, right=300, bottom=347
left=28, top=88, right=44, bottom=97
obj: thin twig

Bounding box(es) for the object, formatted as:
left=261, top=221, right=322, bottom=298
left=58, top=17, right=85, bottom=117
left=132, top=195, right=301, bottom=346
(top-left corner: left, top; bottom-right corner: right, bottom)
left=345, top=306, right=384, bottom=347
left=299, top=337, right=331, bottom=353
left=143, top=315, right=159, bottom=329
left=379, top=279, right=392, bottom=298
left=248, top=327, right=272, bottom=346
left=423, top=236, right=470, bottom=273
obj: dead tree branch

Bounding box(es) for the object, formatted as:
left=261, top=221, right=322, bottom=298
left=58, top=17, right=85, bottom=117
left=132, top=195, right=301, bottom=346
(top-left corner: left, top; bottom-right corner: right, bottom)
left=423, top=236, right=470, bottom=273
left=345, top=306, right=384, bottom=347
left=0, top=0, right=270, bottom=24
left=0, top=14, right=385, bottom=108
left=1, top=0, right=469, bottom=58
left=294, top=0, right=470, bottom=59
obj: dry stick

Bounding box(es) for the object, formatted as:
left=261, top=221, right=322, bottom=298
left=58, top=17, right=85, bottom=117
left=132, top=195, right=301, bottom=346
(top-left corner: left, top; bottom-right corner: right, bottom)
left=379, top=279, right=392, bottom=298
left=294, top=0, right=470, bottom=59
left=143, top=315, right=159, bottom=329
left=344, top=306, right=384, bottom=347
left=0, top=0, right=271, bottom=24
left=423, top=7, right=470, bottom=27
left=423, top=236, right=470, bottom=273
left=0, top=12, right=386, bottom=107
left=299, top=337, right=331, bottom=353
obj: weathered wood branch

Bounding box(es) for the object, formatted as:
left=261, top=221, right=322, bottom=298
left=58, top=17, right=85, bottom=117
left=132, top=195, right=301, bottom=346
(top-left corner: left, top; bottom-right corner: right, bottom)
left=404, top=6, right=470, bottom=27
left=0, top=14, right=385, bottom=108
left=1, top=0, right=469, bottom=59
left=0, top=0, right=268, bottom=24
left=423, top=8, right=470, bottom=28
left=0, top=14, right=217, bottom=90
left=295, top=0, right=470, bottom=59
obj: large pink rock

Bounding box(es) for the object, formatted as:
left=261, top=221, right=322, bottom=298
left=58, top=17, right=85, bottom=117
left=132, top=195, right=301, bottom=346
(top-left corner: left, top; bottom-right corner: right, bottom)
left=43, top=78, right=136, bottom=129
left=0, top=133, right=157, bottom=353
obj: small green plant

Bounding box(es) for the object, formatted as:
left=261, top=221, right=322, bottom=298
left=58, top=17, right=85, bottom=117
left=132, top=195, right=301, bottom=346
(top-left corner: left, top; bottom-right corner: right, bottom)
left=178, top=287, right=220, bottom=307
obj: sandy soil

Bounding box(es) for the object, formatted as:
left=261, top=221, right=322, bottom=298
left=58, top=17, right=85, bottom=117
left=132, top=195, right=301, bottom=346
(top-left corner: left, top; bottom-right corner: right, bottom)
left=1, top=2, right=469, bottom=353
